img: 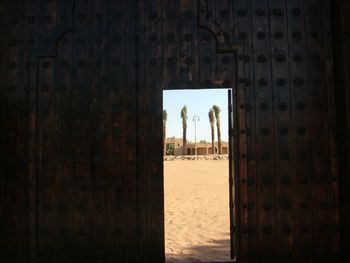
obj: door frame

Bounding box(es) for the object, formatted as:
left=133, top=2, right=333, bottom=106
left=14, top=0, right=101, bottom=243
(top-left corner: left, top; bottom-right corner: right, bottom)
left=161, top=86, right=239, bottom=262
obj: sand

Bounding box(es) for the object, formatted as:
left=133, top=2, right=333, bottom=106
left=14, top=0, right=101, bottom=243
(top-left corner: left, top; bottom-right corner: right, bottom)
left=164, top=159, right=231, bottom=262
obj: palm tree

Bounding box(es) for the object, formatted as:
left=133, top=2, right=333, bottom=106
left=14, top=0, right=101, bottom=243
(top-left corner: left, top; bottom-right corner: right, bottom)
left=181, top=106, right=188, bottom=155
left=208, top=108, right=215, bottom=154
left=163, top=109, right=167, bottom=156
left=213, top=105, right=222, bottom=154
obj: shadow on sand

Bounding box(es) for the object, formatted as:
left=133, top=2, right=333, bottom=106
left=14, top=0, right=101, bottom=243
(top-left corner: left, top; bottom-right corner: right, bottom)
left=166, top=238, right=232, bottom=263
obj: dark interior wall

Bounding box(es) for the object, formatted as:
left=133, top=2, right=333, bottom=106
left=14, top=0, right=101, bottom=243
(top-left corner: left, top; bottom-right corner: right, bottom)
left=332, top=0, right=350, bottom=261
left=0, top=0, right=344, bottom=262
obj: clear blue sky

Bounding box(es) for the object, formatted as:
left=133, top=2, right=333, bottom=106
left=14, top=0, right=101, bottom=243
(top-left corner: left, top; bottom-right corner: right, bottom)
left=163, top=89, right=229, bottom=143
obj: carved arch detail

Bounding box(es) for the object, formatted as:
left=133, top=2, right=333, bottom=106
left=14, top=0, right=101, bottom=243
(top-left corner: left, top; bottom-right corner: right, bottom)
left=197, top=0, right=239, bottom=53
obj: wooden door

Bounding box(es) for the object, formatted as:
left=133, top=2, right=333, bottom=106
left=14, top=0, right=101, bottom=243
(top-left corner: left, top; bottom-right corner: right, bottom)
left=0, top=0, right=342, bottom=262
left=228, top=88, right=238, bottom=260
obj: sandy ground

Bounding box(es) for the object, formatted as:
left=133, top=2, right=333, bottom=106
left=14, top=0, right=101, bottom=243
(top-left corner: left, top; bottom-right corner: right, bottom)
left=164, top=160, right=231, bottom=262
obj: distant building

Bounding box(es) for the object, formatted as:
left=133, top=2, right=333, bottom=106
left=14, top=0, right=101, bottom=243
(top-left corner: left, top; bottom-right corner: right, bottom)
left=165, top=138, right=228, bottom=156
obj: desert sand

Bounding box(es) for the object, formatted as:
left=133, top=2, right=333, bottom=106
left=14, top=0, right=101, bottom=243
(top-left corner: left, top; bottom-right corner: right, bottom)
left=164, top=159, right=231, bottom=262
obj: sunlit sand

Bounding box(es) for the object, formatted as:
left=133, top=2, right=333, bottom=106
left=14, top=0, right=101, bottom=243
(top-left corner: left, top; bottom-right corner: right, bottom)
left=164, top=159, right=230, bottom=262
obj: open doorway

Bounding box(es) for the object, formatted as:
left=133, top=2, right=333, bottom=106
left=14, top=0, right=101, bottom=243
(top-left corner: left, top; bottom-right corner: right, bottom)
left=163, top=89, right=236, bottom=262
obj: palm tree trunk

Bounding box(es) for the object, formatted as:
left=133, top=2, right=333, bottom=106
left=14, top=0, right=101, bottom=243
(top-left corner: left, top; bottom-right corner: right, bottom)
left=183, top=127, right=187, bottom=155
left=163, top=124, right=166, bottom=155
left=211, top=127, right=215, bottom=154
left=217, top=125, right=222, bottom=154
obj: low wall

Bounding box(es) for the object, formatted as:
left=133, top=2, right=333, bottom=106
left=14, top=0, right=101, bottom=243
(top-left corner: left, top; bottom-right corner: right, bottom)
left=164, top=154, right=229, bottom=161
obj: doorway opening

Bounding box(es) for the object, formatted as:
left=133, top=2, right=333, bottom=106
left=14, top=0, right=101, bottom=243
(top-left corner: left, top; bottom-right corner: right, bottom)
left=163, top=89, right=236, bottom=262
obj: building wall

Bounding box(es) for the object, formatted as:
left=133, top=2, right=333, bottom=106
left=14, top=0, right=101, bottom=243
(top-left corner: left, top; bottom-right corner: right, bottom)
left=165, top=138, right=228, bottom=155
left=0, top=0, right=344, bottom=262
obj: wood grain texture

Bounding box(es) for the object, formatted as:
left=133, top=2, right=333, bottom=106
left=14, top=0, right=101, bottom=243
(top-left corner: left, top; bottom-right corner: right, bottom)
left=137, top=0, right=164, bottom=261
left=0, top=0, right=344, bottom=262
left=332, top=0, right=350, bottom=262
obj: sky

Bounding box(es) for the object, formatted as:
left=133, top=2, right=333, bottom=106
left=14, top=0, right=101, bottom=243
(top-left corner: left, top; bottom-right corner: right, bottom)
left=163, top=89, right=229, bottom=143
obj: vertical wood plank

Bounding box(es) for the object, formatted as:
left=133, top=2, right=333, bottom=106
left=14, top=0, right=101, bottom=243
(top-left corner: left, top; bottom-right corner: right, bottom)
left=303, top=0, right=332, bottom=261
left=269, top=0, right=294, bottom=261
left=25, top=0, right=41, bottom=259
left=216, top=0, right=235, bottom=89
left=121, top=0, right=139, bottom=261
left=323, top=0, right=340, bottom=260
left=67, top=0, right=93, bottom=260
left=108, top=0, right=137, bottom=261
left=232, top=0, right=253, bottom=261
left=35, top=0, right=58, bottom=260
left=2, top=1, right=16, bottom=260
left=137, top=0, right=164, bottom=262
left=22, top=2, right=37, bottom=260
left=198, top=0, right=217, bottom=88
left=250, top=0, right=276, bottom=260
left=0, top=1, right=8, bottom=258
left=180, top=0, right=199, bottom=87
left=89, top=0, right=112, bottom=260
left=163, top=0, right=180, bottom=89
left=286, top=0, right=312, bottom=261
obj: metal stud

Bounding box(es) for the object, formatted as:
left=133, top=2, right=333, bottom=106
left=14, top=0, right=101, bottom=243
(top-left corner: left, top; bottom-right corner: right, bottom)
left=292, top=31, right=302, bottom=40
left=300, top=225, right=310, bottom=233
left=291, top=7, right=301, bottom=16
left=96, top=12, right=103, bottom=20
left=185, top=33, right=193, bottom=42
left=166, top=10, right=176, bottom=20
left=293, top=78, right=304, bottom=86
left=78, top=14, right=87, bottom=22
left=280, top=127, right=288, bottom=135
left=300, top=176, right=309, bottom=185
left=279, top=103, right=288, bottom=111
left=311, top=31, right=319, bottom=39
left=257, top=55, right=266, bottom=63
left=264, top=203, right=272, bottom=210
left=282, top=176, right=291, bottom=185
left=260, top=127, right=270, bottom=136
left=260, top=103, right=269, bottom=111
left=262, top=226, right=272, bottom=234
left=183, top=10, right=193, bottom=19
left=293, top=54, right=303, bottom=62
left=280, top=152, right=290, bottom=160
left=257, top=31, right=266, bottom=39
left=263, top=176, right=272, bottom=185
left=300, top=201, right=309, bottom=209
left=185, top=57, right=193, bottom=65
left=255, top=9, right=265, bottom=17
left=261, top=153, right=270, bottom=160
left=203, top=56, right=212, bottom=65
left=277, top=78, right=286, bottom=86
left=284, top=201, right=292, bottom=209
left=238, top=32, right=247, bottom=41
left=149, top=34, right=157, bottom=43
left=238, top=9, right=247, bottom=17
left=274, top=31, right=284, bottom=39
left=283, top=225, right=292, bottom=234
left=27, top=16, right=35, bottom=24
left=297, top=127, right=306, bottom=135
left=220, top=9, right=228, bottom=18
left=272, top=9, right=283, bottom=17
left=221, top=56, right=230, bottom=64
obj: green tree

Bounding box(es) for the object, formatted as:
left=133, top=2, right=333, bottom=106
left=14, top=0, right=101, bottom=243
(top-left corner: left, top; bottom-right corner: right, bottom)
left=180, top=106, right=188, bottom=155
left=208, top=108, right=215, bottom=154
left=213, top=105, right=222, bottom=154
left=163, top=110, right=167, bottom=155
left=166, top=143, right=175, bottom=155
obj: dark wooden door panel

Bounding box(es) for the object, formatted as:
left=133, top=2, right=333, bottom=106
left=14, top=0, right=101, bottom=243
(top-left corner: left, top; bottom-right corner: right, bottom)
left=0, top=0, right=342, bottom=262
